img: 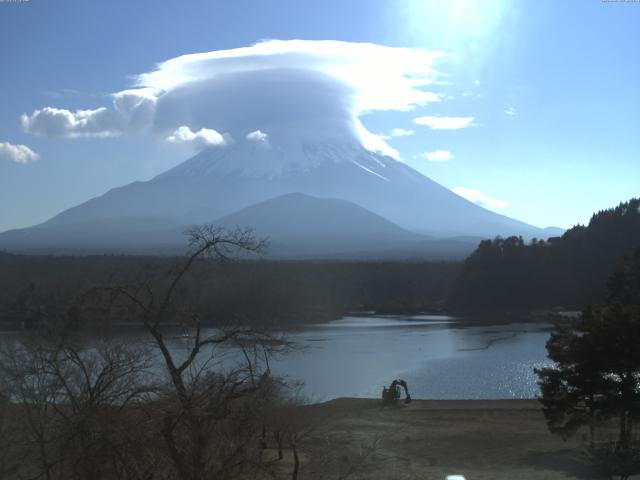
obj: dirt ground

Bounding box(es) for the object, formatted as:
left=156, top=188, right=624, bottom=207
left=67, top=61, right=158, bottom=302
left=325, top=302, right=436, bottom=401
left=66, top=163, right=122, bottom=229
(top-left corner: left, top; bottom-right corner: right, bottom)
left=276, top=398, right=596, bottom=480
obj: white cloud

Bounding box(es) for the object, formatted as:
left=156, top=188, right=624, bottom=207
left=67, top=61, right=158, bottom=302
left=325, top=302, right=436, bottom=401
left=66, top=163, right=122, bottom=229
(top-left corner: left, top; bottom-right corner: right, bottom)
left=112, top=88, right=158, bottom=132
left=0, top=142, right=39, bottom=163
left=22, top=40, right=446, bottom=159
left=375, top=127, right=414, bottom=146
left=424, top=150, right=453, bottom=162
left=414, top=115, right=475, bottom=130
left=354, top=120, right=400, bottom=160
left=138, top=40, right=444, bottom=114
left=246, top=130, right=268, bottom=142
left=166, top=126, right=227, bottom=148
left=21, top=107, right=120, bottom=138
left=453, top=187, right=508, bottom=210
left=21, top=88, right=157, bottom=138
left=505, top=106, right=516, bottom=116
left=390, top=128, right=415, bottom=137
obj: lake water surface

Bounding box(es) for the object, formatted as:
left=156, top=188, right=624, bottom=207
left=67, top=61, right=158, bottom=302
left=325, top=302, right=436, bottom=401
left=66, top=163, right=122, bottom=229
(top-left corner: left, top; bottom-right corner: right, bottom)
left=264, top=315, right=553, bottom=401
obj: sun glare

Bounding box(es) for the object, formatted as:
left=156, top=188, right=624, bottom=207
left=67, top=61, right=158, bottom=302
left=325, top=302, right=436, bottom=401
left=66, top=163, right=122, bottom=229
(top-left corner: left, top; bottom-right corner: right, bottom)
left=405, top=0, right=510, bottom=49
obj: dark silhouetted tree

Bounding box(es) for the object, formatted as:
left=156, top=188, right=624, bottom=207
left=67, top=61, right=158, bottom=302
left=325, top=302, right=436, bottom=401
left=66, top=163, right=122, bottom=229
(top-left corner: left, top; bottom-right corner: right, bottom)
left=536, top=305, right=640, bottom=445
left=536, top=251, right=640, bottom=479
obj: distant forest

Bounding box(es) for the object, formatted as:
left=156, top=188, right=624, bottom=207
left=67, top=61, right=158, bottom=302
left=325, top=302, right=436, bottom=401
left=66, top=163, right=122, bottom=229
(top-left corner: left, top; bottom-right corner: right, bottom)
left=449, top=198, right=640, bottom=311
left=0, top=254, right=458, bottom=329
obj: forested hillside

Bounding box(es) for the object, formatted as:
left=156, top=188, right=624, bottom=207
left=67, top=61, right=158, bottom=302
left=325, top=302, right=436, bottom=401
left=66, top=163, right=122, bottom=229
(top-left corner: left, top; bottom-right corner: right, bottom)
left=449, top=198, right=640, bottom=311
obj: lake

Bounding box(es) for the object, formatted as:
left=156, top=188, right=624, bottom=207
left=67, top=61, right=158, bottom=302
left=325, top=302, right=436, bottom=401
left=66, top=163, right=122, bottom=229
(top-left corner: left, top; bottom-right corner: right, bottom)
left=0, top=315, right=555, bottom=401
left=262, top=315, right=553, bottom=401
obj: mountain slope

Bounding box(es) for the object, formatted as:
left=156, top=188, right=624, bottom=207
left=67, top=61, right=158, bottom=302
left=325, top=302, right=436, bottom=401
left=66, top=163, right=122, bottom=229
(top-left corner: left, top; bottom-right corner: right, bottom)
left=0, top=192, right=482, bottom=259
left=212, top=192, right=435, bottom=258
left=0, top=131, right=552, bottom=255
left=40, top=137, right=542, bottom=233
left=214, top=192, right=420, bottom=241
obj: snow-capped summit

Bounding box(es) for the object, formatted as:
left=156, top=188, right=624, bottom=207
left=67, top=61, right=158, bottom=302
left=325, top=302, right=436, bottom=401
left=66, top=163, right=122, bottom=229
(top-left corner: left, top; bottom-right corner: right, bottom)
left=160, top=132, right=392, bottom=182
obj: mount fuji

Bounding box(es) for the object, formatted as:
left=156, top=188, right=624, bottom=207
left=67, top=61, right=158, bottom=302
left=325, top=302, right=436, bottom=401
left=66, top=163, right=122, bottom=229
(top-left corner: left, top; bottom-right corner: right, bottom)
left=0, top=126, right=557, bottom=257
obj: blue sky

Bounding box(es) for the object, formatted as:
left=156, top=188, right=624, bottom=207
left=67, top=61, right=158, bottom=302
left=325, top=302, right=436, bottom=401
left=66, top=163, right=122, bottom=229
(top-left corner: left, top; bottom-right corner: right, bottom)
left=0, top=0, right=638, bottom=232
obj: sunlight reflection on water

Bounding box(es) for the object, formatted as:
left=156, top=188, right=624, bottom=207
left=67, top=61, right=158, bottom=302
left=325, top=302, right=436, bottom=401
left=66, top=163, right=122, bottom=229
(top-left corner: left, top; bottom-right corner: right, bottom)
left=267, top=315, right=553, bottom=401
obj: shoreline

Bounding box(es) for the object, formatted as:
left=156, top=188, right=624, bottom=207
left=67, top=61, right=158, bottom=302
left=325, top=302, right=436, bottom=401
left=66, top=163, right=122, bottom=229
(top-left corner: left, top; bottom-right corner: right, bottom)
left=315, top=397, right=541, bottom=409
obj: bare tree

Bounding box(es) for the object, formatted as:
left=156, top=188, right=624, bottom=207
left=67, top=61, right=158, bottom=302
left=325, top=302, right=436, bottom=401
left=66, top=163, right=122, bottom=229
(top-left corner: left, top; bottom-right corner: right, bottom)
left=100, top=225, right=292, bottom=480
left=0, top=331, right=157, bottom=480
left=0, top=225, right=303, bottom=480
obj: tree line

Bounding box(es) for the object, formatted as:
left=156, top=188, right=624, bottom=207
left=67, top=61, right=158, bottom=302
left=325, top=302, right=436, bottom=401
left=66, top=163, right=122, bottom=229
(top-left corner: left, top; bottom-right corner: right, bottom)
left=449, top=198, right=640, bottom=312
left=0, top=252, right=458, bottom=330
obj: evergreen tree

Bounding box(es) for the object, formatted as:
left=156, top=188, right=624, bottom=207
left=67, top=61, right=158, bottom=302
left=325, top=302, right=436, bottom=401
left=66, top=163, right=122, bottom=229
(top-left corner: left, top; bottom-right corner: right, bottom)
left=536, top=253, right=640, bottom=478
